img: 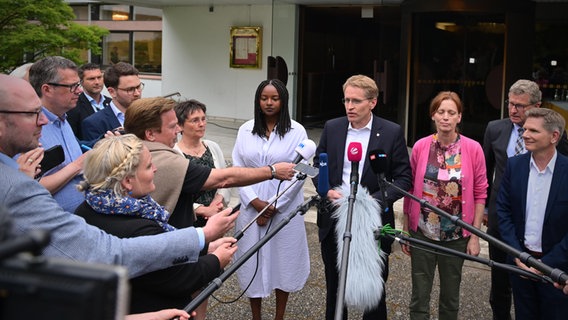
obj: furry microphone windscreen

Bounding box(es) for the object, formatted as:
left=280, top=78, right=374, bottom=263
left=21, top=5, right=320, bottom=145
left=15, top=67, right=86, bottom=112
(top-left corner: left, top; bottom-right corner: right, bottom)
left=332, top=186, right=385, bottom=312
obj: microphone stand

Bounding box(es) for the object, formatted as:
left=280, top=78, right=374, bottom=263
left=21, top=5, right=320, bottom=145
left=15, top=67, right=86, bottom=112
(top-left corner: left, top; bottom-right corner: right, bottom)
left=182, top=194, right=322, bottom=314
left=233, top=172, right=307, bottom=241
left=379, top=177, right=568, bottom=285
left=334, top=176, right=358, bottom=320
left=376, top=228, right=545, bottom=282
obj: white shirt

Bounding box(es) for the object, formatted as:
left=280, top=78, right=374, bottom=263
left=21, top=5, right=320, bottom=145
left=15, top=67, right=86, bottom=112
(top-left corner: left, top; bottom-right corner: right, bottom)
left=342, top=115, right=372, bottom=189
left=84, top=92, right=105, bottom=112
left=524, top=150, right=557, bottom=252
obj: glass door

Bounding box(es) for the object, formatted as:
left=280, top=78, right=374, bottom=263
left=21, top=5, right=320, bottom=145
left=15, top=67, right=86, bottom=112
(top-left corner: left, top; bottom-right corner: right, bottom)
left=408, top=13, right=505, bottom=144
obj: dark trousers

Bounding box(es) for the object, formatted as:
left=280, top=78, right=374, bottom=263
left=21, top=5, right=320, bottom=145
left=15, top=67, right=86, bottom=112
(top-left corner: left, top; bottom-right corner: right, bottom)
left=320, top=230, right=388, bottom=320
left=510, top=271, right=568, bottom=320
left=487, top=227, right=512, bottom=320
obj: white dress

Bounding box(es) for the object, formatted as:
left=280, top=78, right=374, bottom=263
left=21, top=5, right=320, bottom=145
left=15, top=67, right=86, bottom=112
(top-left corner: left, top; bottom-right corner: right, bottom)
left=232, top=119, right=310, bottom=297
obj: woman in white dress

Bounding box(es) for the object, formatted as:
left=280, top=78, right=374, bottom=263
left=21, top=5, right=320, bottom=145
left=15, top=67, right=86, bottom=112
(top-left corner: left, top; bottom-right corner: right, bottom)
left=232, top=79, right=310, bottom=320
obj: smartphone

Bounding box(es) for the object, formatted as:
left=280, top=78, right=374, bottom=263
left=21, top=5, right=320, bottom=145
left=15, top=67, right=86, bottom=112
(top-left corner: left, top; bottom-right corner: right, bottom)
left=36, top=145, right=64, bottom=179
left=113, top=127, right=126, bottom=135
left=230, top=203, right=241, bottom=215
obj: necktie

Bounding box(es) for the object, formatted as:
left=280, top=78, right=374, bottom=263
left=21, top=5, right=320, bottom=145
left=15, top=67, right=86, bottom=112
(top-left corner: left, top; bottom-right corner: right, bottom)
left=515, top=127, right=525, bottom=155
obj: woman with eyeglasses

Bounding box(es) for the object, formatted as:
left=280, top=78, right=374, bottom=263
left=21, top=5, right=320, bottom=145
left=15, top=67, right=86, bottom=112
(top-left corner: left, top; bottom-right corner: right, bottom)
left=75, top=134, right=237, bottom=315
left=173, top=99, right=231, bottom=229
left=402, top=91, right=488, bottom=320
left=172, top=99, right=231, bottom=320
left=232, top=79, right=310, bottom=320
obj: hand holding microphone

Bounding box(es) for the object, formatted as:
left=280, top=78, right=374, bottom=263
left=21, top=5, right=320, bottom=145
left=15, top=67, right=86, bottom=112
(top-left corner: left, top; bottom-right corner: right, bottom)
left=262, top=138, right=317, bottom=183
left=269, top=139, right=316, bottom=180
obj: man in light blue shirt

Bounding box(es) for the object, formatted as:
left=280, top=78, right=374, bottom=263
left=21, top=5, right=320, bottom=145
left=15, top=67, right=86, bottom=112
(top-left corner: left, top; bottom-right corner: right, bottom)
left=28, top=56, right=87, bottom=213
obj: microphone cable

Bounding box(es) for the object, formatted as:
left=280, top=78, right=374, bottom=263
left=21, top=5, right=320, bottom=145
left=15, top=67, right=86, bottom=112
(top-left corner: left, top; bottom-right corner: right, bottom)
left=210, top=179, right=284, bottom=305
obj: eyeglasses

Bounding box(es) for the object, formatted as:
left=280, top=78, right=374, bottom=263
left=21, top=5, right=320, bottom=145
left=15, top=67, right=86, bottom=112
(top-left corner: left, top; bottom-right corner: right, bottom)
left=187, top=116, right=208, bottom=125
left=47, top=82, right=82, bottom=93
left=117, top=82, right=145, bottom=95
left=342, top=98, right=371, bottom=105
left=505, top=99, right=534, bottom=111
left=0, top=109, right=43, bottom=125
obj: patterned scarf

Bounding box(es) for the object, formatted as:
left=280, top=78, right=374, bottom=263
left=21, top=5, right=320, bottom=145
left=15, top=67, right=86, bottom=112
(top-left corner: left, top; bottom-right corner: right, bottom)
left=85, top=189, right=176, bottom=232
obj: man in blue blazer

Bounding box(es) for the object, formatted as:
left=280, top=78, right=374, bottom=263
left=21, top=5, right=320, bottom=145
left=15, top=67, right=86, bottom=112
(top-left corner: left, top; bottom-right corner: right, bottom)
left=82, top=62, right=143, bottom=144
left=497, top=108, right=568, bottom=319
left=313, top=75, right=411, bottom=320
left=484, top=80, right=568, bottom=320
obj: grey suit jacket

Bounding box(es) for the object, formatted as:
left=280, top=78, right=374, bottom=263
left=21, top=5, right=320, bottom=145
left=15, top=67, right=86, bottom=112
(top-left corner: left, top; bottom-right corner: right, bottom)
left=0, top=155, right=201, bottom=277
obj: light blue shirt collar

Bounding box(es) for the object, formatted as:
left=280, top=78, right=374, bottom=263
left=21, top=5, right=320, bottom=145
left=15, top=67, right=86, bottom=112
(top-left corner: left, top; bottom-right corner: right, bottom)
left=0, top=152, right=18, bottom=169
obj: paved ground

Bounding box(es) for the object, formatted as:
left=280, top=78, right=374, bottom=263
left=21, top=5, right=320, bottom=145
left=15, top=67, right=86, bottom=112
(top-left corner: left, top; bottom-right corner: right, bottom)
left=199, top=117, right=496, bottom=319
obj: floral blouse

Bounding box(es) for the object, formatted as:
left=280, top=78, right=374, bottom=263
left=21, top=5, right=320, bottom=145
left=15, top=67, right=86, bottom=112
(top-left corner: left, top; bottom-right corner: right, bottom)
left=419, top=134, right=463, bottom=241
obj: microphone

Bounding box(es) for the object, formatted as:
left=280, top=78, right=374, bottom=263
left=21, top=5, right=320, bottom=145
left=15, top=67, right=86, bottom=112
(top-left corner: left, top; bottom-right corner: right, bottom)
left=368, top=149, right=389, bottom=212
left=317, top=153, right=329, bottom=197
left=292, top=139, right=317, bottom=164
left=347, top=142, right=362, bottom=185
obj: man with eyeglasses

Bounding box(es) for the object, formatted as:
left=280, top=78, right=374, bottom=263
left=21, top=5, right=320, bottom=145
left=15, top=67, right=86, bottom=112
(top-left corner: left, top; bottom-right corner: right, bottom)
left=312, top=74, right=411, bottom=320
left=483, top=79, right=568, bottom=320
left=0, top=73, right=239, bottom=282
left=27, top=56, right=87, bottom=213
left=66, top=63, right=112, bottom=141
left=82, top=62, right=143, bottom=144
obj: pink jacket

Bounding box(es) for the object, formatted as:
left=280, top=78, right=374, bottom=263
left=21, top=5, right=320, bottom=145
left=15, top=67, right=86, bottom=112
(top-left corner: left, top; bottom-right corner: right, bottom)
left=403, top=134, right=488, bottom=237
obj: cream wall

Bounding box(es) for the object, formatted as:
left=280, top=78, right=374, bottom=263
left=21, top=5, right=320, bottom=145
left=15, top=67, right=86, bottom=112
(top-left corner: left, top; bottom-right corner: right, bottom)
left=162, top=4, right=297, bottom=121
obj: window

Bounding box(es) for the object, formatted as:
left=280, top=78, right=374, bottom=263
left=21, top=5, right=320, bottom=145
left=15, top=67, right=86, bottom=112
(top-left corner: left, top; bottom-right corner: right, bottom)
left=134, top=7, right=162, bottom=21
left=134, top=32, right=162, bottom=73
left=69, top=3, right=162, bottom=75
left=101, top=32, right=162, bottom=74
left=100, top=5, right=130, bottom=21
left=103, top=33, right=131, bottom=65
left=71, top=5, right=89, bottom=20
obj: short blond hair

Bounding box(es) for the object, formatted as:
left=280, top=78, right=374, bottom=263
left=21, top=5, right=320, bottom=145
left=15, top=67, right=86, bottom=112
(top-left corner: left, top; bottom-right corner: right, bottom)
left=78, top=134, right=144, bottom=196
left=342, top=75, right=379, bottom=99
left=525, top=108, right=566, bottom=144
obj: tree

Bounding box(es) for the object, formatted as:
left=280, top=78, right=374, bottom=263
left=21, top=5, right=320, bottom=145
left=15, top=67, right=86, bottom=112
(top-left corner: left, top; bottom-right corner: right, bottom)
left=0, top=0, right=109, bottom=73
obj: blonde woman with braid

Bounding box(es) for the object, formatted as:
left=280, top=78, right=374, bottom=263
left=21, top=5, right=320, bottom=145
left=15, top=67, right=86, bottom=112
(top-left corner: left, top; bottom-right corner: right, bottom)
left=75, top=134, right=237, bottom=316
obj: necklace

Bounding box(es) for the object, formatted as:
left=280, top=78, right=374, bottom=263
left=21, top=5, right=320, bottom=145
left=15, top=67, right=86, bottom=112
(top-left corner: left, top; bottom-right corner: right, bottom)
left=181, top=140, right=204, bottom=157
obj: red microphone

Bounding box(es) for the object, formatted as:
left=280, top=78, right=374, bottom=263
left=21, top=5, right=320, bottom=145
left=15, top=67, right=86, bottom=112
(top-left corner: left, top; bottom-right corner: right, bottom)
left=347, top=142, right=363, bottom=185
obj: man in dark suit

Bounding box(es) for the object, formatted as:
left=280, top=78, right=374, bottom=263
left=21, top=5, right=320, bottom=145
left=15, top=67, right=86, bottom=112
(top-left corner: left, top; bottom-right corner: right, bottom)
left=66, top=63, right=111, bottom=140
left=313, top=75, right=411, bottom=320
left=483, top=79, right=568, bottom=320
left=82, top=62, right=143, bottom=143
left=497, top=107, right=568, bottom=319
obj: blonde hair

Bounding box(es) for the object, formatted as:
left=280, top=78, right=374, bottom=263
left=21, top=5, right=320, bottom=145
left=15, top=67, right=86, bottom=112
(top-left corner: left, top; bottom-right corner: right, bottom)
left=78, top=134, right=144, bottom=196
left=342, top=75, right=379, bottom=99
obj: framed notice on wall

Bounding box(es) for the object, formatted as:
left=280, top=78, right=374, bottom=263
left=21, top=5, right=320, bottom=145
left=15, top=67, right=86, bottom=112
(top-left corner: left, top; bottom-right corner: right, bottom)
left=230, top=26, right=262, bottom=69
